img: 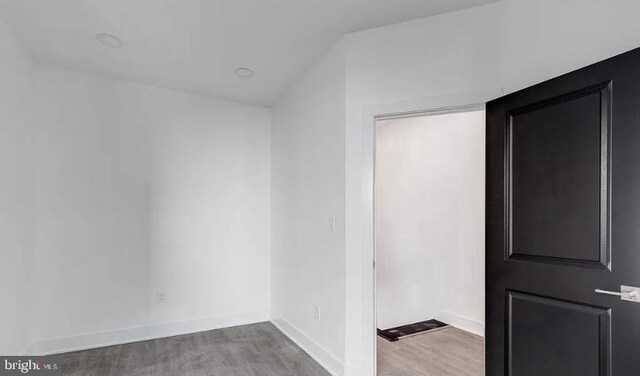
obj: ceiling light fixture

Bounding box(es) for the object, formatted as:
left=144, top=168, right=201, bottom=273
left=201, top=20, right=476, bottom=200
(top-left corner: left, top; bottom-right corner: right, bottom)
left=96, top=33, right=124, bottom=48
left=235, top=68, right=255, bottom=78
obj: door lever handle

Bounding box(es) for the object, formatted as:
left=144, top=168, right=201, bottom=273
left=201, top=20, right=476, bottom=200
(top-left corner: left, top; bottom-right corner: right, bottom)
left=595, top=289, right=637, bottom=297
left=595, top=285, right=640, bottom=302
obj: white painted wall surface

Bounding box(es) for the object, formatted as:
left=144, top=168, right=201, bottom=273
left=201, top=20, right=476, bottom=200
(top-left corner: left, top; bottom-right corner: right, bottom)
left=271, top=42, right=347, bottom=375
left=375, top=111, right=485, bottom=334
left=0, top=17, right=36, bottom=355
left=24, top=65, right=271, bottom=354
left=342, top=1, right=640, bottom=374
left=0, top=19, right=272, bottom=351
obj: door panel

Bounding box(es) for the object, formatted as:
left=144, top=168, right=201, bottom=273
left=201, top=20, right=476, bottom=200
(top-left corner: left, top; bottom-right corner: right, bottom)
left=487, top=47, right=640, bottom=376
left=509, top=82, right=610, bottom=268
left=508, top=291, right=610, bottom=376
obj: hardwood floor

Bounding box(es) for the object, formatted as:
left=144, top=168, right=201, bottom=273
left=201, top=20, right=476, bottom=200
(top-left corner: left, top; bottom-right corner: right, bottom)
left=56, top=322, right=330, bottom=376
left=377, top=327, right=484, bottom=376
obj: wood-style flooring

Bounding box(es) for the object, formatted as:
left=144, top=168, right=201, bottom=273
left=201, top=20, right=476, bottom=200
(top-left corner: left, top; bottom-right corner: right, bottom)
left=57, top=322, right=330, bottom=376
left=377, top=326, right=484, bottom=376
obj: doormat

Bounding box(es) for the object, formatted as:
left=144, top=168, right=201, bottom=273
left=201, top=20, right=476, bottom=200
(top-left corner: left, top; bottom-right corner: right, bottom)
left=377, top=319, right=448, bottom=342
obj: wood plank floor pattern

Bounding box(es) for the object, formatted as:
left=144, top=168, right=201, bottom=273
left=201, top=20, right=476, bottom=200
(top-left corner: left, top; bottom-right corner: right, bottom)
left=57, top=322, right=330, bottom=376
left=377, top=327, right=484, bottom=376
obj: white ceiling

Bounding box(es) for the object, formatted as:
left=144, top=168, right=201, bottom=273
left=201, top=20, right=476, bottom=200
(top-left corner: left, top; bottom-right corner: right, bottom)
left=0, top=0, right=498, bottom=106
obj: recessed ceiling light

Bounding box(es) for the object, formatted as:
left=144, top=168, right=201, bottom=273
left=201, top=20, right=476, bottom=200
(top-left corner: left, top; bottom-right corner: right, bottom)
left=235, top=68, right=255, bottom=78
left=96, top=33, right=123, bottom=48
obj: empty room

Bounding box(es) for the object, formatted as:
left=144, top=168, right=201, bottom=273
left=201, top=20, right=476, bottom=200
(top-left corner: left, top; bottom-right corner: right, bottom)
left=2, top=1, right=640, bottom=375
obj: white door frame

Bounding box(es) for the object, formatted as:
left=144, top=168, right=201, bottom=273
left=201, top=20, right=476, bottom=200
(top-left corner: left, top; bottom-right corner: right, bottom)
left=354, top=88, right=502, bottom=375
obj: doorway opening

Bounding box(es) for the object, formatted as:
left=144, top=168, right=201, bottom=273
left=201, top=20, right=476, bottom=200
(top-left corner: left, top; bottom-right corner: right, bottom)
left=374, top=107, right=486, bottom=375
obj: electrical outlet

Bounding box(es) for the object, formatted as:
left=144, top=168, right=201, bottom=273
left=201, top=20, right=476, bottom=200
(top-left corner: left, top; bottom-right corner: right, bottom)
left=156, top=292, right=166, bottom=304
left=315, top=306, right=321, bottom=321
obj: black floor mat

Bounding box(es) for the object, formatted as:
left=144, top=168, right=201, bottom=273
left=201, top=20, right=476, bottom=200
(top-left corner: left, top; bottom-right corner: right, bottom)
left=377, top=319, right=448, bottom=341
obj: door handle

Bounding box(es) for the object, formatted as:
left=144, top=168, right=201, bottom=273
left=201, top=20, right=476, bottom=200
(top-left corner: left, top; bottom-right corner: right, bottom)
left=595, top=285, right=640, bottom=302
left=594, top=289, right=637, bottom=297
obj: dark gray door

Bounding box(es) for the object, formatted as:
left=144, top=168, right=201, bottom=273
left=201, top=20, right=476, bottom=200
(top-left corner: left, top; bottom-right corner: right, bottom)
left=486, top=47, right=640, bottom=376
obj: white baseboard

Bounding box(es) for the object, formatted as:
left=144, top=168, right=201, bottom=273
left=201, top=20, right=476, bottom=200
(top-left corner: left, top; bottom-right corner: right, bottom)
left=436, top=311, right=484, bottom=337
left=271, top=318, right=345, bottom=376
left=26, top=310, right=270, bottom=356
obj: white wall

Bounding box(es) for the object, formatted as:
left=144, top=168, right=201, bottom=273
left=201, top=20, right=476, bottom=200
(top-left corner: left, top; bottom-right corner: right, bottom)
left=24, top=65, right=271, bottom=354
left=0, top=15, right=272, bottom=353
left=375, top=111, right=485, bottom=334
left=343, top=1, right=640, bottom=374
left=271, top=42, right=347, bottom=375
left=0, top=17, right=36, bottom=356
